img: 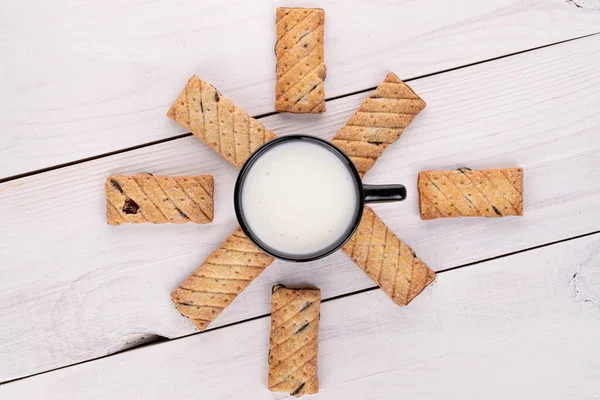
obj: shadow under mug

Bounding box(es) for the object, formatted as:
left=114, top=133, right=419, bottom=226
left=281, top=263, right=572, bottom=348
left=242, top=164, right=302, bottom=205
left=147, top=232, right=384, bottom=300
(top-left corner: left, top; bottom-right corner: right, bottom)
left=234, top=135, right=406, bottom=262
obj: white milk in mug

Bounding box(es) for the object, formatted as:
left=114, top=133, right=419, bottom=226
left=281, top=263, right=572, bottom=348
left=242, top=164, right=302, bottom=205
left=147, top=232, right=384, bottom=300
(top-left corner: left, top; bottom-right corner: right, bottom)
left=240, top=140, right=358, bottom=256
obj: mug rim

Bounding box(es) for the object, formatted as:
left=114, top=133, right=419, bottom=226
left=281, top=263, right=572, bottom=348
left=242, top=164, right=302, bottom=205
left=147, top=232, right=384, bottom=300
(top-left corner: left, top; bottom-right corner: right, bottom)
left=234, top=134, right=365, bottom=262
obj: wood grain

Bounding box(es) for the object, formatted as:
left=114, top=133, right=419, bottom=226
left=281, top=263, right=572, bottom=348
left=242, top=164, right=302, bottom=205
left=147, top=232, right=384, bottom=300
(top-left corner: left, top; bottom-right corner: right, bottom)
left=1, top=34, right=600, bottom=382
left=1, top=233, right=598, bottom=399
left=1, top=0, right=600, bottom=179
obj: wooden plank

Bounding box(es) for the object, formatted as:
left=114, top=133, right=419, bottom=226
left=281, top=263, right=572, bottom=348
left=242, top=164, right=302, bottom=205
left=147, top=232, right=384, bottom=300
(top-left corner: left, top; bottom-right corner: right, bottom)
left=1, top=34, right=600, bottom=382
left=1, top=0, right=600, bottom=179
left=1, top=233, right=598, bottom=398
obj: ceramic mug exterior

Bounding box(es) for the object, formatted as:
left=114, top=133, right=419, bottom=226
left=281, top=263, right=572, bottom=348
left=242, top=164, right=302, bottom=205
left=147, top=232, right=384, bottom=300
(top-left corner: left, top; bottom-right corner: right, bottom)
left=234, top=135, right=406, bottom=262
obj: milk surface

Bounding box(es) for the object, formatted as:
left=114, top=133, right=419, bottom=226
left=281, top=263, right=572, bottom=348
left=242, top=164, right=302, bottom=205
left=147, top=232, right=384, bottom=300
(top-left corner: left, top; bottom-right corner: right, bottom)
left=241, top=141, right=358, bottom=255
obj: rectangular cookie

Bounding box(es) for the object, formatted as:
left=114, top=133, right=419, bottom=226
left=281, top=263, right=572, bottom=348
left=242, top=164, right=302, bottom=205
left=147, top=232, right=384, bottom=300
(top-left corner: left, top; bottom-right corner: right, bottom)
left=167, top=75, right=278, bottom=167
left=418, top=167, right=524, bottom=220
left=275, top=7, right=326, bottom=114
left=331, top=72, right=426, bottom=177
left=268, top=285, right=320, bottom=397
left=170, top=227, right=274, bottom=331
left=342, top=206, right=435, bottom=306
left=106, top=173, right=214, bottom=225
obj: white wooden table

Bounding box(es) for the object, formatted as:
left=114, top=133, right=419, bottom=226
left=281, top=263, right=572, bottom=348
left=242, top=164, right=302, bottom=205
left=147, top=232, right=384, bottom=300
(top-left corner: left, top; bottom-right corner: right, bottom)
left=1, top=1, right=600, bottom=398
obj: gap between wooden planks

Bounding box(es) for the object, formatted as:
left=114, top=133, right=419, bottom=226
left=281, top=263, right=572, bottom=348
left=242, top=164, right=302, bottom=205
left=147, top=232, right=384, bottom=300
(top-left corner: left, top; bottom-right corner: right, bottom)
left=1, top=0, right=600, bottom=179
left=1, top=33, right=600, bottom=382
left=1, top=231, right=598, bottom=399
left=2, top=32, right=598, bottom=186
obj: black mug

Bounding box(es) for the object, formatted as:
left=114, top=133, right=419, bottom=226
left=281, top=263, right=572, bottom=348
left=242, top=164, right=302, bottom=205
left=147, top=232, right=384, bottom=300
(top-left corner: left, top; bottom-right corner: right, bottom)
left=234, top=135, right=406, bottom=262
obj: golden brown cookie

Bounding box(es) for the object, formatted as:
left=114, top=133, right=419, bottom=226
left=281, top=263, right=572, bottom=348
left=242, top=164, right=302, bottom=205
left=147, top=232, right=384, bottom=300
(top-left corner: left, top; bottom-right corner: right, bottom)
left=332, top=72, right=426, bottom=176
left=170, top=227, right=274, bottom=331
left=268, top=285, right=320, bottom=397
left=167, top=76, right=278, bottom=167
left=418, top=167, right=524, bottom=220
left=342, top=206, right=435, bottom=306
left=105, top=173, right=214, bottom=225
left=275, top=7, right=326, bottom=114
